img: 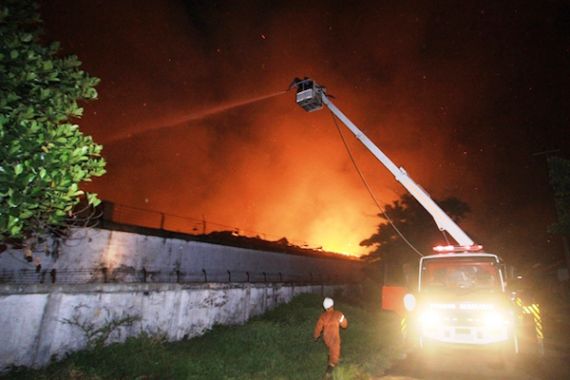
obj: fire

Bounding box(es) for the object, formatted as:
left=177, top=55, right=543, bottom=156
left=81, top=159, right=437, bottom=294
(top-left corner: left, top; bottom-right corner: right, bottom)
left=86, top=92, right=406, bottom=260
left=306, top=219, right=375, bottom=256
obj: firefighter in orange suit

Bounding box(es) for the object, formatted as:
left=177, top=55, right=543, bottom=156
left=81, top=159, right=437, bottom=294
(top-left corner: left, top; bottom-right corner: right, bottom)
left=313, top=297, right=348, bottom=375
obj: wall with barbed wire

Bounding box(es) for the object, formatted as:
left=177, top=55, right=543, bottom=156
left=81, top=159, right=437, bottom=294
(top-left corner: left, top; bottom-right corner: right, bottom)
left=0, top=225, right=364, bottom=285
left=0, top=224, right=364, bottom=371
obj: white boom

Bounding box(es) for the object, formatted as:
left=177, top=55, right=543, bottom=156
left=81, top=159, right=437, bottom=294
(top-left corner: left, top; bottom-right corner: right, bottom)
left=292, top=78, right=476, bottom=247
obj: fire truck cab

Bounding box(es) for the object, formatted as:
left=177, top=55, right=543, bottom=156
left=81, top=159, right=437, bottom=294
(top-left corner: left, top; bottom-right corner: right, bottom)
left=407, top=251, right=515, bottom=350
left=402, top=249, right=544, bottom=370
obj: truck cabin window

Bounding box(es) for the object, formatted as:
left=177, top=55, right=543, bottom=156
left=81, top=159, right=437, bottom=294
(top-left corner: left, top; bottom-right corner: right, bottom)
left=421, top=258, right=500, bottom=291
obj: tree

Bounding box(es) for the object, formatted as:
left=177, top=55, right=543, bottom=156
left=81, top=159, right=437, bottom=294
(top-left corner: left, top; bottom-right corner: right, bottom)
left=0, top=0, right=106, bottom=245
left=548, top=156, right=570, bottom=236
left=360, top=193, right=470, bottom=284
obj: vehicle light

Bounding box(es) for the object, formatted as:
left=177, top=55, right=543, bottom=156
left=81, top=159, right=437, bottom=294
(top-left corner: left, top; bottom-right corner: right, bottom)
left=459, top=303, right=493, bottom=311
left=432, top=244, right=484, bottom=253
left=419, top=310, right=442, bottom=327
left=429, top=303, right=456, bottom=310
left=403, top=293, right=416, bottom=311
left=483, top=311, right=508, bottom=328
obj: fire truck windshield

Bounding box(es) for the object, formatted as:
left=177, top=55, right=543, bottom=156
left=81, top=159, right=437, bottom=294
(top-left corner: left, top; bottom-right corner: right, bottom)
left=421, top=257, right=501, bottom=291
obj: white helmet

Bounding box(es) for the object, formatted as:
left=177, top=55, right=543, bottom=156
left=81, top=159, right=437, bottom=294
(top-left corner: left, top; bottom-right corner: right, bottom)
left=323, top=297, right=334, bottom=309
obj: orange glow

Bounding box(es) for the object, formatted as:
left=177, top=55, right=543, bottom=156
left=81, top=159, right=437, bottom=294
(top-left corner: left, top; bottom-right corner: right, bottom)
left=87, top=92, right=416, bottom=258
left=70, top=2, right=481, bottom=259
left=296, top=196, right=379, bottom=256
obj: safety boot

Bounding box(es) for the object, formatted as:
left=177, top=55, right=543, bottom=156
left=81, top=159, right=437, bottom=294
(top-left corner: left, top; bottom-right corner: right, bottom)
left=323, top=365, right=334, bottom=380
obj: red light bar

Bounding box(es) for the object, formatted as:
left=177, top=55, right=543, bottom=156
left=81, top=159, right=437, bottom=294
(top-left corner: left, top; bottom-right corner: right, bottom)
left=432, top=244, right=483, bottom=253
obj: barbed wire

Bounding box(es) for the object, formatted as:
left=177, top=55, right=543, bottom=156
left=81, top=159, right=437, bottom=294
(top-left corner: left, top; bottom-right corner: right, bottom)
left=0, top=267, right=359, bottom=286
left=99, top=201, right=321, bottom=250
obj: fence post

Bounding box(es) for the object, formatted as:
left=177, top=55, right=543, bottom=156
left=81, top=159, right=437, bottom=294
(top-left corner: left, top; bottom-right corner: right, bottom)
left=227, top=270, right=231, bottom=282
left=202, top=269, right=208, bottom=282
left=278, top=272, right=283, bottom=282
left=142, top=267, right=148, bottom=283
left=176, top=269, right=181, bottom=283
left=102, top=267, right=108, bottom=283
left=263, top=272, right=267, bottom=282
left=50, top=269, right=56, bottom=284
left=246, top=271, right=250, bottom=283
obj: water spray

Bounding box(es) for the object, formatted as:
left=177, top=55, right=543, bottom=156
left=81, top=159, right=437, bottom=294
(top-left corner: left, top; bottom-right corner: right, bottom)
left=106, top=89, right=288, bottom=144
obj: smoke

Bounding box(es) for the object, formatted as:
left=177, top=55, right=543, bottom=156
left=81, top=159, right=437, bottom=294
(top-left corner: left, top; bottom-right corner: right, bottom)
left=41, top=0, right=569, bottom=259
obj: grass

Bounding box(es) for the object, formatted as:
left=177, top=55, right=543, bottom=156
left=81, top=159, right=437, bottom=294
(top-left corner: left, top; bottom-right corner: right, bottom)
left=3, top=291, right=404, bottom=380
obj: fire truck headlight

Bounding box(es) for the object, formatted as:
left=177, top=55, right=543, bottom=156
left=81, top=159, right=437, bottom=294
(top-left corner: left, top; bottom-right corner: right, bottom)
left=419, top=310, right=441, bottom=327
left=403, top=294, right=416, bottom=311
left=483, top=311, right=507, bottom=328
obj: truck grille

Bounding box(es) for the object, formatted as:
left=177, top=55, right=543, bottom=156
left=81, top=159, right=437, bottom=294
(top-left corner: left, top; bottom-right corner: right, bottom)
left=422, top=309, right=509, bottom=344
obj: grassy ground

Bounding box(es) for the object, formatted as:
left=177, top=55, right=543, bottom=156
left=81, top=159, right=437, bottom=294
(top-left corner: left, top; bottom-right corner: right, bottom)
left=3, top=291, right=404, bottom=380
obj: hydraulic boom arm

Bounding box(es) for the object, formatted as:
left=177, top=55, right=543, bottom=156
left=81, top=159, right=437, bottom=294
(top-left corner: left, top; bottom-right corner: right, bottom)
left=292, top=78, right=476, bottom=247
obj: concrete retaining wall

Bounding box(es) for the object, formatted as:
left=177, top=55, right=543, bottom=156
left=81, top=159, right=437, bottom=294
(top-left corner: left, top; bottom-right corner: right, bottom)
left=0, top=282, right=349, bottom=371
left=0, top=227, right=364, bottom=372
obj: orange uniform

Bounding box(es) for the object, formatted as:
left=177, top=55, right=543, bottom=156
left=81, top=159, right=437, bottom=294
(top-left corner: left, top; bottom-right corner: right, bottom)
left=313, top=309, right=348, bottom=366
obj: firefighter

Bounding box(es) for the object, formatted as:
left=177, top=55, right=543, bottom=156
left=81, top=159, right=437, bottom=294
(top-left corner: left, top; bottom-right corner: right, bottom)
left=313, top=297, right=348, bottom=377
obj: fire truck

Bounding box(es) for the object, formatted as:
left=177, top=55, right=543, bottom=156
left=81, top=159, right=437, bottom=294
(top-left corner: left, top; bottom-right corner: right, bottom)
left=290, top=78, right=544, bottom=368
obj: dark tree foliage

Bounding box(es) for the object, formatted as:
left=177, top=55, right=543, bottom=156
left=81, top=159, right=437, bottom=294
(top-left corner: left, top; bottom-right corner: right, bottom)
left=361, top=193, right=471, bottom=257
left=360, top=193, right=470, bottom=284
left=548, top=156, right=570, bottom=236
left=0, top=0, right=106, bottom=245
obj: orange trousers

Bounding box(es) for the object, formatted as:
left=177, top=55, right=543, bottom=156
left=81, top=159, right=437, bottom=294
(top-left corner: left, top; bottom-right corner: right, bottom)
left=325, top=338, right=341, bottom=366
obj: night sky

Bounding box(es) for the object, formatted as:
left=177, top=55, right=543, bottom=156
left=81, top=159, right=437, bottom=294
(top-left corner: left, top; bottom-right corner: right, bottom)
left=38, top=0, right=569, bottom=268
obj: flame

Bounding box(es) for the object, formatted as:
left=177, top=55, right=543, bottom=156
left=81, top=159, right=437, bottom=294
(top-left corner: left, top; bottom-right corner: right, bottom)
left=307, top=220, right=375, bottom=256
